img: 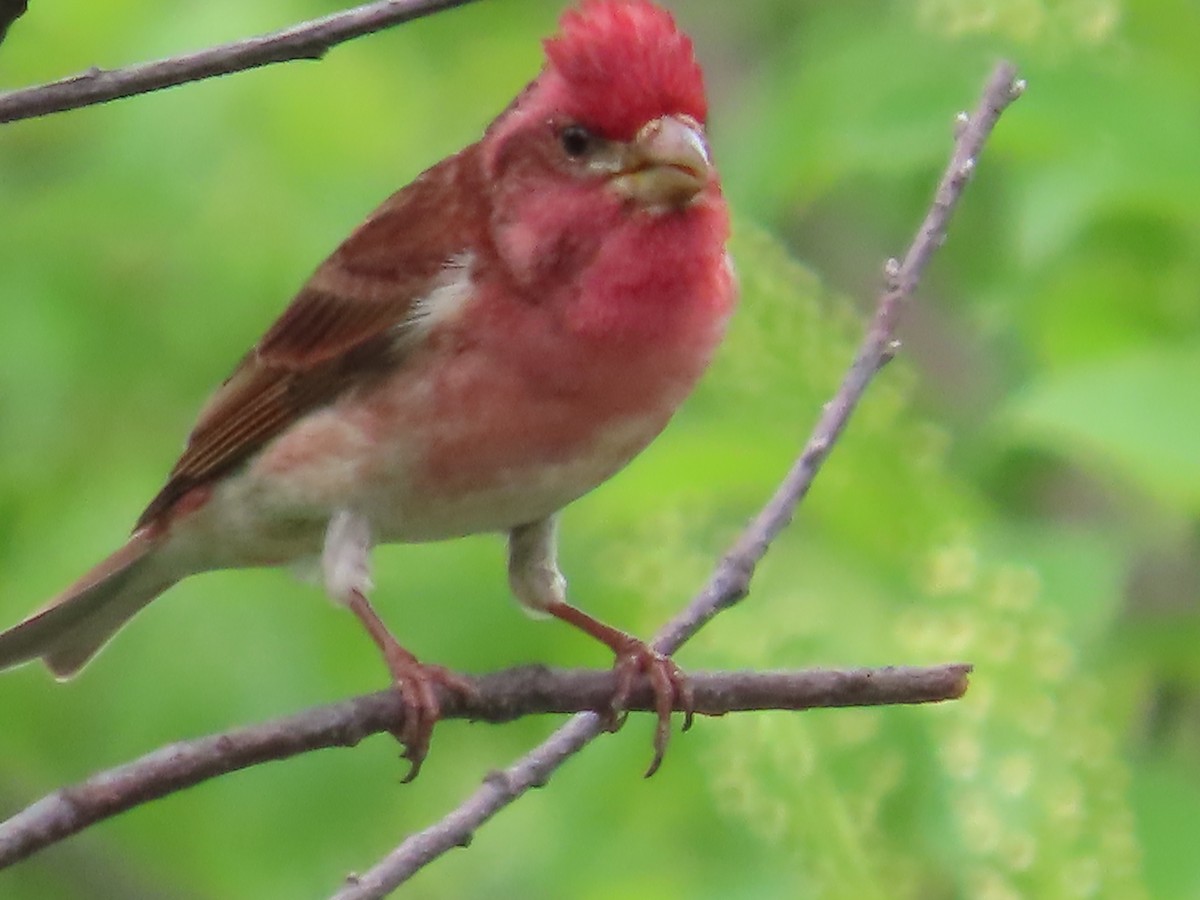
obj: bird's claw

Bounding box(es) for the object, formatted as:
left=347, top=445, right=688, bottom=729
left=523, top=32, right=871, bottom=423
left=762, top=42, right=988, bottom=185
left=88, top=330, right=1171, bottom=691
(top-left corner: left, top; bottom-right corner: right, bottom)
left=381, top=651, right=476, bottom=782
left=607, top=639, right=694, bottom=778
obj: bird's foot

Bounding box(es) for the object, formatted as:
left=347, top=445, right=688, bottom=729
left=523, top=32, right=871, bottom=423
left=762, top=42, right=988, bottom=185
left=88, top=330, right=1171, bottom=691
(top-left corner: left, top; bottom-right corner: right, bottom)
left=607, top=637, right=695, bottom=777
left=378, top=644, right=476, bottom=782
left=342, top=582, right=476, bottom=781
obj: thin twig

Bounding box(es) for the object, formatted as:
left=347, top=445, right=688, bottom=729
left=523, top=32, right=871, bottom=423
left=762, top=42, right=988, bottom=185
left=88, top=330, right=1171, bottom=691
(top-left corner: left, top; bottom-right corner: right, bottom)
left=331, top=61, right=1024, bottom=900
left=0, top=0, right=480, bottom=124
left=0, top=663, right=969, bottom=869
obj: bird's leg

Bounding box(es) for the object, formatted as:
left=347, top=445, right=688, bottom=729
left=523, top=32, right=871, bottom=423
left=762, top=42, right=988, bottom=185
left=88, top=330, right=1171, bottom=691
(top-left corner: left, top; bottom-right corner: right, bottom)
left=324, top=510, right=472, bottom=781
left=508, top=516, right=694, bottom=776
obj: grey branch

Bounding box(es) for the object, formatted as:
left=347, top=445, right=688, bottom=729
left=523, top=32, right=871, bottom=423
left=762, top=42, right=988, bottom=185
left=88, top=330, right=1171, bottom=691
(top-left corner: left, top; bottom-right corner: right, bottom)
left=0, top=663, right=969, bottom=869
left=0, top=0, right=480, bottom=124
left=331, top=61, right=1024, bottom=900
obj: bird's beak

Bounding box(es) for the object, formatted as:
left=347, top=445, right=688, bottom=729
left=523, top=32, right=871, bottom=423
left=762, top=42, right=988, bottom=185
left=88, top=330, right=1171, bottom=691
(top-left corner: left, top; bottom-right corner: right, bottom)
left=611, top=115, right=711, bottom=209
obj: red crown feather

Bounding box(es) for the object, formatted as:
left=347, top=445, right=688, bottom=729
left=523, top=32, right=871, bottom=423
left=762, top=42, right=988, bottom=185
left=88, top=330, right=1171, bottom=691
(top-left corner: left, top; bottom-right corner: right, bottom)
left=543, top=0, right=707, bottom=140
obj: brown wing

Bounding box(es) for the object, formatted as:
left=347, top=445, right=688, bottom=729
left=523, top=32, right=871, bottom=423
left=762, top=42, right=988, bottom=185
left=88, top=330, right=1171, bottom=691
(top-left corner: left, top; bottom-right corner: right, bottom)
left=136, top=146, right=486, bottom=529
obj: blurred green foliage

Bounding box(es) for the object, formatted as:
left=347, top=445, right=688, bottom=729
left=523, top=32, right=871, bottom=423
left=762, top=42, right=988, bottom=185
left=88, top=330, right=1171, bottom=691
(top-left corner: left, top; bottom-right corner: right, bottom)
left=0, top=0, right=1196, bottom=897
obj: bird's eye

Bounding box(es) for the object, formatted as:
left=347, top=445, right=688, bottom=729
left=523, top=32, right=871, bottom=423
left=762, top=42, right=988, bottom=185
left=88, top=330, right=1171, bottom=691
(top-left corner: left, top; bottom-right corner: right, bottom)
left=560, top=125, right=593, bottom=159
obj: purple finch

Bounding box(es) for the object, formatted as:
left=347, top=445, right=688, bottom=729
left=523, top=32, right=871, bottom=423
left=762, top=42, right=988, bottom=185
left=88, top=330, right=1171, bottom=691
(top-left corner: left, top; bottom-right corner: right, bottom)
left=0, top=0, right=734, bottom=777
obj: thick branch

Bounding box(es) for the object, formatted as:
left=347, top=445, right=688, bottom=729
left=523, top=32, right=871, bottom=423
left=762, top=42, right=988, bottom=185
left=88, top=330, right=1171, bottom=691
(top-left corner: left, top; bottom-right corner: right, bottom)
left=331, top=62, right=1024, bottom=900
left=0, top=663, right=968, bottom=869
left=0, top=0, right=479, bottom=124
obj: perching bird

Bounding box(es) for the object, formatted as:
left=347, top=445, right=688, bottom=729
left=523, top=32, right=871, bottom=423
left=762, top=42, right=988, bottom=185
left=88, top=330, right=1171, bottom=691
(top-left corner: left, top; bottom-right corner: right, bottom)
left=0, top=0, right=734, bottom=778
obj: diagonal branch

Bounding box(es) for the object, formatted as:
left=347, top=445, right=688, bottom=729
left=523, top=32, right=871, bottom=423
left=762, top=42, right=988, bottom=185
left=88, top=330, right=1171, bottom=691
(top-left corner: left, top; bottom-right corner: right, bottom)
left=0, top=0, right=481, bottom=124
left=0, top=663, right=969, bottom=869
left=329, top=61, right=1025, bottom=900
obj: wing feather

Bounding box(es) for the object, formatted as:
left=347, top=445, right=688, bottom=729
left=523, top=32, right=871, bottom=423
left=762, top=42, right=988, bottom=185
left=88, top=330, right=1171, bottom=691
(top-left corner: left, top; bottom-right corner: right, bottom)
left=136, top=146, right=486, bottom=528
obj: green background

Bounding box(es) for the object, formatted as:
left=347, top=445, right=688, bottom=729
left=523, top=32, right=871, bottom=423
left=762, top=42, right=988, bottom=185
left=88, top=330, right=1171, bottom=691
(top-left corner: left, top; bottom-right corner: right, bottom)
left=1, top=0, right=1196, bottom=897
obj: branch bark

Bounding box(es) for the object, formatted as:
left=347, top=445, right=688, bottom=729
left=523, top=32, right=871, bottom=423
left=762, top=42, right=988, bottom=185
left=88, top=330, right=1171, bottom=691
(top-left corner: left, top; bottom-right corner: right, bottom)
left=0, top=0, right=480, bottom=124
left=0, top=663, right=969, bottom=869
left=326, top=61, right=1023, bottom=900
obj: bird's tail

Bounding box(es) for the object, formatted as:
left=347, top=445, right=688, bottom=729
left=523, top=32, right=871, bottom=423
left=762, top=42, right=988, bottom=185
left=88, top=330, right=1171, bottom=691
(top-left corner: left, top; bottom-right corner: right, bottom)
left=0, top=530, right=176, bottom=679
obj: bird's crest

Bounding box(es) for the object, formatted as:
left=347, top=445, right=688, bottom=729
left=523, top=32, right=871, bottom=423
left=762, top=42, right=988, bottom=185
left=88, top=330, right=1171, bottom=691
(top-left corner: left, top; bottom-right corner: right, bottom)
left=543, top=0, right=707, bottom=140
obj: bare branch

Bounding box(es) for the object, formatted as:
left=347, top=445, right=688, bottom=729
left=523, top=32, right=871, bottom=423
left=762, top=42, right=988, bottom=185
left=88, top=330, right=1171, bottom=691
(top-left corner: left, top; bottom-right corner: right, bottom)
left=332, top=61, right=1023, bottom=899
left=0, top=0, right=480, bottom=124
left=0, top=663, right=968, bottom=869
